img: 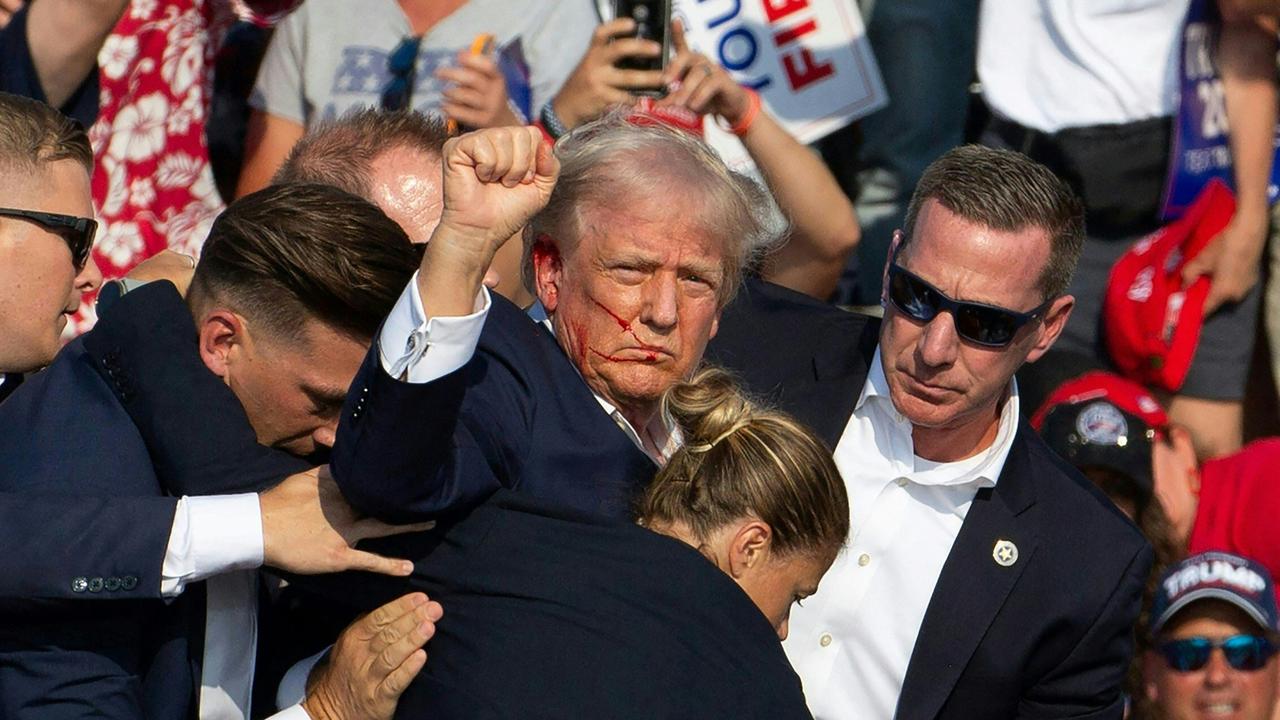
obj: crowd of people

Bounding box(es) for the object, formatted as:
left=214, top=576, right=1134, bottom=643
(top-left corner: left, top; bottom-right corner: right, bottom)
left=3, top=1, right=1280, bottom=719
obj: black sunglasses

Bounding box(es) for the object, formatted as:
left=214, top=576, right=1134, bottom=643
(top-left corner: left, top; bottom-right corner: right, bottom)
left=380, top=35, right=424, bottom=111
left=887, top=263, right=1051, bottom=348
left=1158, top=635, right=1278, bottom=672
left=0, top=207, right=96, bottom=270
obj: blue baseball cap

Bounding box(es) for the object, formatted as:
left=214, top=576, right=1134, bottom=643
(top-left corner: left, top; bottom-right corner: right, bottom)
left=1151, top=551, right=1279, bottom=636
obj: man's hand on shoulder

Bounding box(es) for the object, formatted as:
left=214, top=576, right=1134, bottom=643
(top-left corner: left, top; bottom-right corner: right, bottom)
left=259, top=467, right=433, bottom=577
left=420, top=126, right=559, bottom=318
left=303, top=592, right=442, bottom=720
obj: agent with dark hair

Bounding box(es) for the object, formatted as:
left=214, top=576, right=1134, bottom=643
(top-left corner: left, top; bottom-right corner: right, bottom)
left=0, top=182, right=432, bottom=720
left=309, top=367, right=846, bottom=719
left=705, top=144, right=1152, bottom=719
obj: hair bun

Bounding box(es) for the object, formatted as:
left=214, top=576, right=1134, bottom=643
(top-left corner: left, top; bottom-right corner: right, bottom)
left=665, top=366, right=756, bottom=451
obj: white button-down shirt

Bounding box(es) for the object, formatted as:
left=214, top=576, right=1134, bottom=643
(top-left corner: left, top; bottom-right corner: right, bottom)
left=783, top=347, right=1021, bottom=720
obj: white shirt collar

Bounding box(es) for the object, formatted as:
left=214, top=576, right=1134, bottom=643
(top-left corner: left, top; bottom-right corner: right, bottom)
left=528, top=301, right=681, bottom=464
left=856, top=346, right=1020, bottom=489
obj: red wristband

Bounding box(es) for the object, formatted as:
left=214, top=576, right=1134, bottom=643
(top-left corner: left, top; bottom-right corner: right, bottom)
left=725, top=89, right=762, bottom=137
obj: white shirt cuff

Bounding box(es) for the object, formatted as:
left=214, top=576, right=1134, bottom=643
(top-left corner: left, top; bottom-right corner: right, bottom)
left=160, top=494, right=265, bottom=597
left=265, top=704, right=312, bottom=720
left=378, top=272, right=491, bottom=384
left=277, top=646, right=330, bottom=709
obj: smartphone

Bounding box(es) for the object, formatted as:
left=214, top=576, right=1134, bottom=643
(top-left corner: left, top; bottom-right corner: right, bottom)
left=613, top=0, right=671, bottom=82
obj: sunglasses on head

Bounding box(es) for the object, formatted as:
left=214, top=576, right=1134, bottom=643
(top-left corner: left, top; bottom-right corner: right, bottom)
left=380, top=35, right=424, bottom=111
left=1157, top=635, right=1279, bottom=672
left=886, top=263, right=1051, bottom=348
left=0, top=207, right=96, bottom=270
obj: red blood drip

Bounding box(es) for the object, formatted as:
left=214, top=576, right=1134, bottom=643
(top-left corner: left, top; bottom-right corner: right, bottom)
left=591, top=298, right=632, bottom=332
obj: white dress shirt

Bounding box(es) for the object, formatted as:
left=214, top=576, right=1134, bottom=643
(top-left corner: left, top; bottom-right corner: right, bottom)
left=380, top=281, right=677, bottom=463
left=783, top=348, right=1021, bottom=720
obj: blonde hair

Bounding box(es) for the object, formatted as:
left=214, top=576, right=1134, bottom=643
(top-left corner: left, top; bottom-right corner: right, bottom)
left=640, top=367, right=849, bottom=559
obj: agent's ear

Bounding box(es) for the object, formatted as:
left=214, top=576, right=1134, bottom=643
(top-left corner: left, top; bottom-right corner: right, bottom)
left=198, top=309, right=248, bottom=380
left=1142, top=650, right=1163, bottom=706
left=881, top=229, right=904, bottom=308
left=726, top=520, right=773, bottom=580
left=1026, top=294, right=1075, bottom=364
left=531, top=234, right=564, bottom=313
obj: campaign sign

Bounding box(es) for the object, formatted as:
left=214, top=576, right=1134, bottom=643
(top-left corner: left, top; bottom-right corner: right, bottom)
left=1162, top=0, right=1280, bottom=220
left=676, top=0, right=887, bottom=170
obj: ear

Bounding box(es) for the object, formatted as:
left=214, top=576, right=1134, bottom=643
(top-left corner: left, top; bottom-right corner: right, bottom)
left=707, top=309, right=721, bottom=340
left=1167, top=425, right=1201, bottom=494
left=1142, top=650, right=1162, bottom=705
left=881, top=230, right=903, bottom=308
left=197, top=309, right=248, bottom=380
left=1025, top=294, right=1075, bottom=363
left=726, top=520, right=773, bottom=580
left=531, top=235, right=564, bottom=314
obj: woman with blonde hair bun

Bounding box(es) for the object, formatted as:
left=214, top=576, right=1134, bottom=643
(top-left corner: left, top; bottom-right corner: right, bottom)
left=642, top=366, right=849, bottom=639
left=301, top=368, right=847, bottom=719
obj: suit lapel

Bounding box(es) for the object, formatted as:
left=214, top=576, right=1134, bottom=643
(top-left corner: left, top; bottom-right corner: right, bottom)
left=783, top=316, right=879, bottom=449
left=895, top=428, right=1040, bottom=720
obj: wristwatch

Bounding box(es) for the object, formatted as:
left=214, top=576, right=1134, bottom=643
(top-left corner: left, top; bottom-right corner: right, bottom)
left=95, top=278, right=149, bottom=317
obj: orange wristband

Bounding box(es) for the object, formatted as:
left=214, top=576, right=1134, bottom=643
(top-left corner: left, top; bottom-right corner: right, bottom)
left=725, top=89, right=762, bottom=137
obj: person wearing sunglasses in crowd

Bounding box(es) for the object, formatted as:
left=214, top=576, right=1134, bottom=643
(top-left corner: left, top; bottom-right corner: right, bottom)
left=704, top=144, right=1152, bottom=719
left=1144, top=551, right=1280, bottom=720
left=236, top=0, right=597, bottom=196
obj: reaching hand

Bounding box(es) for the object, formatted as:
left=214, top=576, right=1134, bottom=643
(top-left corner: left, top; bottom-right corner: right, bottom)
left=303, top=592, right=443, bottom=720
left=550, top=18, right=665, bottom=129
left=1180, top=210, right=1267, bottom=315
left=659, top=20, right=751, bottom=125
left=436, top=51, right=522, bottom=129
left=259, top=467, right=434, bottom=577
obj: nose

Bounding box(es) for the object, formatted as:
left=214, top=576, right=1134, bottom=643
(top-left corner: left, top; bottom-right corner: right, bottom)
left=916, top=311, right=959, bottom=368
left=639, top=273, right=679, bottom=332
left=1202, top=648, right=1232, bottom=688
left=313, top=423, right=338, bottom=449
left=75, top=255, right=103, bottom=294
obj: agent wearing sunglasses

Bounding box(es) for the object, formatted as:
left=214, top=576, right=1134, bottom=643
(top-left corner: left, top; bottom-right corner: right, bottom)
left=0, top=92, right=102, bottom=399
left=1144, top=551, right=1280, bottom=720
left=705, top=144, right=1151, bottom=719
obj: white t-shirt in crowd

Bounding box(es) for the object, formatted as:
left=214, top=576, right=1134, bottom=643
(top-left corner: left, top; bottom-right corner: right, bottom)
left=251, top=0, right=598, bottom=127
left=978, top=0, right=1188, bottom=132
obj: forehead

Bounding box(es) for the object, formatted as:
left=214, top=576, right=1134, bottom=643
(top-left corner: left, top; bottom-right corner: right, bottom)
left=1164, top=600, right=1266, bottom=638
left=1, top=159, right=93, bottom=217
left=575, top=197, right=727, bottom=269
left=901, top=199, right=1051, bottom=307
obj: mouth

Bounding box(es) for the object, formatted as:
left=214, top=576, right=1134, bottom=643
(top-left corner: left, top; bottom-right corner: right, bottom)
left=589, top=347, right=672, bottom=363
left=900, top=370, right=955, bottom=399
left=1198, top=701, right=1240, bottom=717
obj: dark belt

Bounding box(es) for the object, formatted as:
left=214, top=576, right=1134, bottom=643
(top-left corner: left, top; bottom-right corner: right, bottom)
left=985, top=115, right=1173, bottom=240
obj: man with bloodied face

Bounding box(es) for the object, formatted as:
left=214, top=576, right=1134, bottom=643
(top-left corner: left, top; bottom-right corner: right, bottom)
left=329, top=113, right=774, bottom=522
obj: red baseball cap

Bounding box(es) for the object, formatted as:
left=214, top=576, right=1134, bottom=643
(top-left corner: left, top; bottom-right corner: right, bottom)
left=1102, top=178, right=1235, bottom=392
left=1031, top=371, right=1170, bottom=494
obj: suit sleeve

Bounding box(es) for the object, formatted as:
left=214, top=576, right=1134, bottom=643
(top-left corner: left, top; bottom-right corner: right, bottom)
left=330, top=337, right=533, bottom=524
left=83, top=281, right=309, bottom=496
left=1016, top=542, right=1153, bottom=719
left=0, top=494, right=175, bottom=602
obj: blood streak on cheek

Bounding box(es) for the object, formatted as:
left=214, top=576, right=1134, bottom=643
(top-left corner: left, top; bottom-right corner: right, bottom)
left=590, top=296, right=666, bottom=353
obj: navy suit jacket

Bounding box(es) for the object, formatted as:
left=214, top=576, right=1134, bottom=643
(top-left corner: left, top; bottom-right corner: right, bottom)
left=294, top=491, right=813, bottom=720
left=0, top=282, right=305, bottom=719
left=331, top=291, right=656, bottom=523
left=705, top=278, right=1153, bottom=720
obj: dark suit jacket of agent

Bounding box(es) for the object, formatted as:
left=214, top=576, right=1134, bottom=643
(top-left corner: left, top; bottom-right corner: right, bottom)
left=295, top=490, right=813, bottom=720
left=704, top=278, right=1154, bottom=720
left=330, top=291, right=658, bottom=523
left=0, top=282, right=306, bottom=719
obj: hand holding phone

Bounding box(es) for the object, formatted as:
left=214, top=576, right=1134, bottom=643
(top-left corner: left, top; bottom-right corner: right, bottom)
left=612, top=0, right=671, bottom=78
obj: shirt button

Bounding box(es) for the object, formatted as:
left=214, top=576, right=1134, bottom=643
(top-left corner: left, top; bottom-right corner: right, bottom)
left=858, top=553, right=871, bottom=567
left=895, top=477, right=909, bottom=487
left=819, top=633, right=833, bottom=647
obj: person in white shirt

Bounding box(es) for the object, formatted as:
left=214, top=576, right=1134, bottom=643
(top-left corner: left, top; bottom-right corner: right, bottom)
left=706, top=144, right=1154, bottom=719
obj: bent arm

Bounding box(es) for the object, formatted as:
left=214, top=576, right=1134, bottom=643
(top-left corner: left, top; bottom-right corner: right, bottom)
left=746, top=109, right=861, bottom=299
left=25, top=0, right=128, bottom=109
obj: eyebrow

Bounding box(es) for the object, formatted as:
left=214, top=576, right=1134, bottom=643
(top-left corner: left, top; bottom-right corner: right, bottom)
left=302, top=383, right=349, bottom=412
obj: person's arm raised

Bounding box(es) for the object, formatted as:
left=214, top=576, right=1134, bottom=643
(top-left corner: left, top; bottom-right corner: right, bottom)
left=416, top=125, right=559, bottom=319
left=25, top=0, right=129, bottom=108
